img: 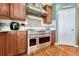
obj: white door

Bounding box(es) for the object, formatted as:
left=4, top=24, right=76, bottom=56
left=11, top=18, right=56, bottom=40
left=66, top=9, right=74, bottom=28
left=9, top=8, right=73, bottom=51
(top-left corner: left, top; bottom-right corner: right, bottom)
left=58, top=8, right=75, bottom=46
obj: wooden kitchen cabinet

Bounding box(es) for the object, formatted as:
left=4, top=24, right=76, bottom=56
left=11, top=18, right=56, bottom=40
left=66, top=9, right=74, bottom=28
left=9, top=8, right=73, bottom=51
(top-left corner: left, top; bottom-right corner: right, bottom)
left=16, top=31, right=27, bottom=54
left=0, top=3, right=26, bottom=21
left=0, top=3, right=10, bottom=18
left=51, top=30, right=55, bottom=45
left=0, top=33, right=5, bottom=56
left=5, top=31, right=28, bottom=55
left=0, top=31, right=28, bottom=56
left=5, top=32, right=17, bottom=56
left=10, top=3, right=26, bottom=21
left=43, top=5, right=52, bottom=24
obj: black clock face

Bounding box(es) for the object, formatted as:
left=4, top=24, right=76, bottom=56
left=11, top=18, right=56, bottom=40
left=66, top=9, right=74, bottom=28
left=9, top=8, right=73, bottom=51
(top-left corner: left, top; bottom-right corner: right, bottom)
left=10, top=22, right=20, bottom=30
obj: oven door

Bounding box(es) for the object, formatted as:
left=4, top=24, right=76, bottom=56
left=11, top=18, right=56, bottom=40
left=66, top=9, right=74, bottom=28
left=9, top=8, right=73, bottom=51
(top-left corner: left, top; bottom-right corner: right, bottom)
left=28, top=37, right=39, bottom=54
left=28, top=31, right=39, bottom=54
left=38, top=34, right=51, bottom=49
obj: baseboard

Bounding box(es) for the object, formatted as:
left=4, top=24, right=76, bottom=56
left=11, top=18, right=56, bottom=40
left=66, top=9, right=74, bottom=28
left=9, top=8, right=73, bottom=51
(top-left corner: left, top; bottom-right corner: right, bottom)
left=54, top=43, right=59, bottom=45
left=74, top=45, right=79, bottom=47
left=54, top=43, right=78, bottom=47
left=15, top=51, right=27, bottom=56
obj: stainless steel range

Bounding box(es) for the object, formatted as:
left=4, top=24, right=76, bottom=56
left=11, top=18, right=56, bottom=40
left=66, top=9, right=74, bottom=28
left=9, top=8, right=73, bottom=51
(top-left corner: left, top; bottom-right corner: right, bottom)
left=28, top=29, right=51, bottom=54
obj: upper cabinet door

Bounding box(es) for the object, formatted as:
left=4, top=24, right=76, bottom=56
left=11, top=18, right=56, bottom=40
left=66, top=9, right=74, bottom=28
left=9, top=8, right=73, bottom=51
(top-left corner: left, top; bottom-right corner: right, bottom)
left=43, top=5, right=52, bottom=24
left=10, top=3, right=26, bottom=21
left=0, top=3, right=9, bottom=17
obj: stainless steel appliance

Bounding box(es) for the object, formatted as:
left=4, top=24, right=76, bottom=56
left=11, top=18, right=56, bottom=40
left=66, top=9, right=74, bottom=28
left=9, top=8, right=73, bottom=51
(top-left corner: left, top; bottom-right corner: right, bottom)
left=28, top=29, right=51, bottom=54
left=26, top=5, right=48, bottom=17
left=28, top=30, right=39, bottom=54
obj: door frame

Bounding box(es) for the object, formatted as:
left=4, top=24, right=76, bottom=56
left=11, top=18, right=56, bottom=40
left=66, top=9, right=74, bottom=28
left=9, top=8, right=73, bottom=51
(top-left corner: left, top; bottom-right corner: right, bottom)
left=55, top=4, right=78, bottom=47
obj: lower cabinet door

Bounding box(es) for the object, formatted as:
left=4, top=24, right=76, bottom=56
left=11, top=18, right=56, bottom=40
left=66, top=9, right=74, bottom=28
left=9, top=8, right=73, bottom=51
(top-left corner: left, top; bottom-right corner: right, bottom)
left=0, top=31, right=27, bottom=56
left=51, top=30, right=55, bottom=45
left=16, top=31, right=27, bottom=54
left=5, top=32, right=17, bottom=56
left=0, top=33, right=5, bottom=56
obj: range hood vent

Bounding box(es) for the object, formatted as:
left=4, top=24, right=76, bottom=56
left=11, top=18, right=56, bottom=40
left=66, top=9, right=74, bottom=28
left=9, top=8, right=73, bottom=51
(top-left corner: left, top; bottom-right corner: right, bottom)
left=26, top=6, right=48, bottom=17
